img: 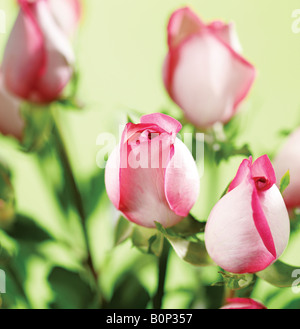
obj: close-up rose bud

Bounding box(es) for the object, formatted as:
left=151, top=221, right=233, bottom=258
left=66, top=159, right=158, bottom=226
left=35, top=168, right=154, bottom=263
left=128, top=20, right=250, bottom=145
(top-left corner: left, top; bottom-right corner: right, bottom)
left=163, top=7, right=256, bottom=129
left=1, top=0, right=76, bottom=104
left=205, top=155, right=290, bottom=274
left=273, top=128, right=300, bottom=210
left=105, top=113, right=200, bottom=228
left=0, top=76, right=24, bottom=140
left=221, top=298, right=267, bottom=309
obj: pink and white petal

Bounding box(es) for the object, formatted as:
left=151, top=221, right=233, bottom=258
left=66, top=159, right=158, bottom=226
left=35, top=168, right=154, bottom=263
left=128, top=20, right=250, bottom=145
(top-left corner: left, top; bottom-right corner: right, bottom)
left=251, top=187, right=276, bottom=258
left=165, top=138, right=199, bottom=217
left=118, top=137, right=182, bottom=228
left=0, top=84, right=24, bottom=140
left=221, top=298, right=266, bottom=309
left=31, top=0, right=75, bottom=101
left=228, top=157, right=251, bottom=192
left=167, top=7, right=203, bottom=48
left=169, top=33, right=255, bottom=128
left=34, top=48, right=73, bottom=102
left=140, top=113, right=182, bottom=135
left=2, top=5, right=45, bottom=100
left=258, top=185, right=290, bottom=259
left=34, top=0, right=75, bottom=64
left=273, top=128, right=300, bottom=209
left=49, top=0, right=81, bottom=37
left=105, top=145, right=121, bottom=210
left=205, top=180, right=275, bottom=274
left=208, top=21, right=242, bottom=53
left=252, top=154, right=276, bottom=190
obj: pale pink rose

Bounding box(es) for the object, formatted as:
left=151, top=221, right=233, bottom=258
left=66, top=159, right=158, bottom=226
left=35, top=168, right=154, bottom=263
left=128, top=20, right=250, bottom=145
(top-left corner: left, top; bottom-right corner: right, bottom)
left=273, top=128, right=300, bottom=210
left=105, top=113, right=200, bottom=228
left=163, top=7, right=256, bottom=129
left=2, top=0, right=75, bottom=103
left=0, top=75, right=24, bottom=140
left=205, top=155, right=290, bottom=274
left=221, top=298, right=267, bottom=309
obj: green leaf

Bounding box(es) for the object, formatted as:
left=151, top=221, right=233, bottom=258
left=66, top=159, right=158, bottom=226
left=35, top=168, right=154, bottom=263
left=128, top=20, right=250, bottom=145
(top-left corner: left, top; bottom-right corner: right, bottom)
left=256, top=260, right=300, bottom=288
left=171, top=214, right=206, bottom=237
left=131, top=226, right=163, bottom=257
left=48, top=267, right=95, bottom=309
left=20, top=103, right=54, bottom=153
left=280, top=171, right=290, bottom=194
left=147, top=233, right=164, bottom=257
left=106, top=272, right=150, bottom=309
left=4, top=214, right=53, bottom=243
left=82, top=170, right=106, bottom=219
left=155, top=222, right=214, bottom=266
left=114, top=216, right=133, bottom=246
left=214, top=142, right=252, bottom=164
left=214, top=272, right=255, bottom=290
left=0, top=244, right=12, bottom=266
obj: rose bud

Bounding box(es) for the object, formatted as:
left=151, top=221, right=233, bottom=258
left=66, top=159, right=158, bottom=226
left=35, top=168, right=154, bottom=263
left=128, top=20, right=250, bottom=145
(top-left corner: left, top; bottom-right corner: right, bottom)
left=0, top=75, right=24, bottom=140
left=205, top=155, right=290, bottom=274
left=163, top=7, right=256, bottom=129
left=49, top=0, right=81, bottom=37
left=2, top=0, right=75, bottom=104
left=105, top=113, right=200, bottom=228
left=221, top=298, right=267, bottom=309
left=273, top=128, right=300, bottom=210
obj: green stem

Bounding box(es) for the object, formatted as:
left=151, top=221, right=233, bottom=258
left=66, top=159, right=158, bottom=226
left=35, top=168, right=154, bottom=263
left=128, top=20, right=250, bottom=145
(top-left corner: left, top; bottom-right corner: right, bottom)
left=51, top=110, right=101, bottom=297
left=6, top=263, right=32, bottom=308
left=152, top=238, right=170, bottom=309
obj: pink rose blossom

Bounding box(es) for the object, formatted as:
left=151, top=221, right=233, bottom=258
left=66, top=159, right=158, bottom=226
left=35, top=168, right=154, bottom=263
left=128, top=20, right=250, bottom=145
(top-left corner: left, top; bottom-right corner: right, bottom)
left=205, top=155, right=290, bottom=273
left=221, top=298, right=267, bottom=309
left=273, top=128, right=300, bottom=210
left=2, top=0, right=76, bottom=103
left=163, top=7, right=256, bottom=129
left=105, top=113, right=200, bottom=228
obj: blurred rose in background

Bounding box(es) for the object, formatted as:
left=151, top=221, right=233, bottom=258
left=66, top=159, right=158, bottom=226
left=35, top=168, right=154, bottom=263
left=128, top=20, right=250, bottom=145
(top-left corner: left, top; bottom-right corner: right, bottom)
left=163, top=7, right=256, bottom=129
left=1, top=0, right=79, bottom=104
left=274, top=128, right=300, bottom=211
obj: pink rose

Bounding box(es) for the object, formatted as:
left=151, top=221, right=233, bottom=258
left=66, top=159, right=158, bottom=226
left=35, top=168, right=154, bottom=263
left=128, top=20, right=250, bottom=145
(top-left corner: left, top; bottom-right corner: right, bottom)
left=221, top=298, right=267, bottom=309
left=0, top=75, right=24, bottom=140
left=105, top=113, right=200, bottom=228
left=205, top=155, right=290, bottom=273
left=163, top=7, right=256, bottom=129
left=273, top=128, right=300, bottom=210
left=2, top=0, right=76, bottom=103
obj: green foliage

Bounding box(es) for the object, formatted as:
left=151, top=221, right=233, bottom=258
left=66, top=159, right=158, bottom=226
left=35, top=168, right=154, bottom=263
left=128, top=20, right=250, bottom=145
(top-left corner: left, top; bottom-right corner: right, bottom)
left=256, top=260, right=300, bottom=288
left=4, top=214, right=53, bottom=243
left=20, top=104, right=54, bottom=153
left=48, top=267, right=96, bottom=309
left=213, top=272, right=255, bottom=290
left=155, top=222, right=214, bottom=267
left=213, top=142, right=252, bottom=165
left=114, top=216, right=133, bottom=246
left=279, top=171, right=290, bottom=194
left=105, top=272, right=150, bottom=309
left=131, top=226, right=164, bottom=257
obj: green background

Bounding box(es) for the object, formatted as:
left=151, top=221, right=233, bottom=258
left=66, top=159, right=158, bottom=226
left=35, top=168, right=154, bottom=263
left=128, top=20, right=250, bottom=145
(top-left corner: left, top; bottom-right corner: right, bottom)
left=0, top=0, right=300, bottom=308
